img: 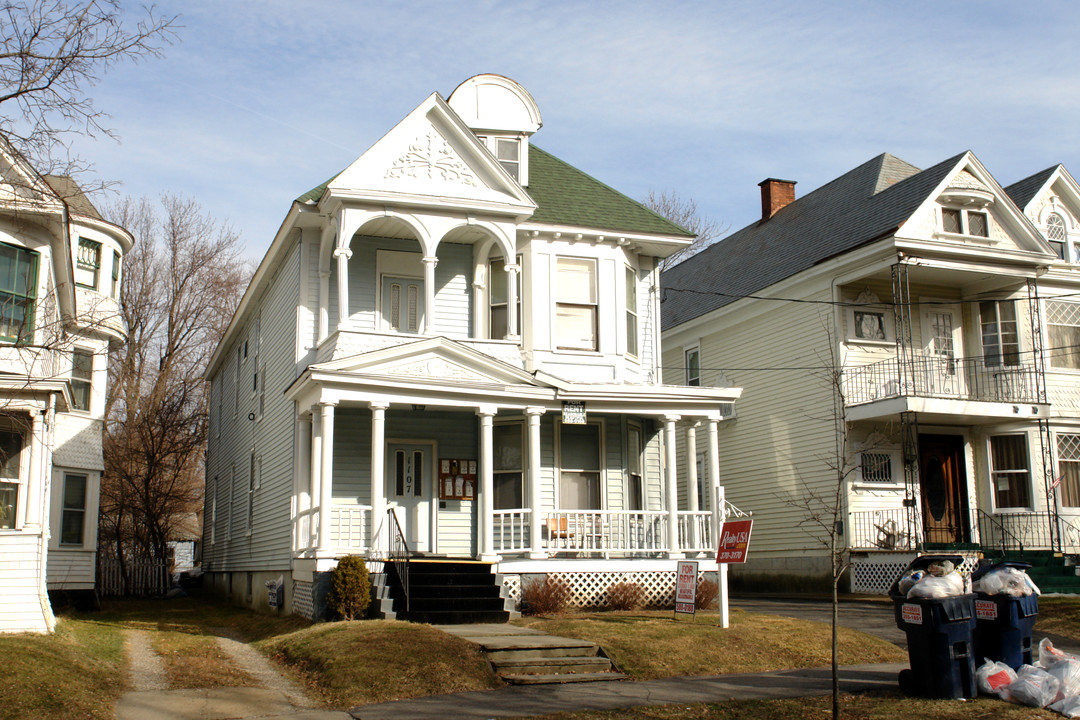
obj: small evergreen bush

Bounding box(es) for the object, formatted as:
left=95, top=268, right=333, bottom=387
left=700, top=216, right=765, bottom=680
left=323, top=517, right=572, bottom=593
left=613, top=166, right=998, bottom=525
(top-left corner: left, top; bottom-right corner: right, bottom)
left=521, top=576, right=570, bottom=615
left=605, top=581, right=644, bottom=611
left=696, top=579, right=720, bottom=610
left=327, top=555, right=371, bottom=620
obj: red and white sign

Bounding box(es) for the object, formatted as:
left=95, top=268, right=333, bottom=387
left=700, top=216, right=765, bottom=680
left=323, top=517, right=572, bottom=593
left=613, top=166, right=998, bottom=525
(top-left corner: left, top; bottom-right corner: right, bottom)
left=716, top=519, right=754, bottom=563
left=902, top=603, right=923, bottom=625
left=675, top=560, right=698, bottom=615
left=976, top=600, right=998, bottom=621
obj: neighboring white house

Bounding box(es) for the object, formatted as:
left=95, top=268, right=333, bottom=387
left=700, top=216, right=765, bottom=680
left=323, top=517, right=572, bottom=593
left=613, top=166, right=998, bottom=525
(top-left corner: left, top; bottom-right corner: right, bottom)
left=662, top=151, right=1080, bottom=594
left=203, top=75, right=741, bottom=619
left=0, top=140, right=131, bottom=632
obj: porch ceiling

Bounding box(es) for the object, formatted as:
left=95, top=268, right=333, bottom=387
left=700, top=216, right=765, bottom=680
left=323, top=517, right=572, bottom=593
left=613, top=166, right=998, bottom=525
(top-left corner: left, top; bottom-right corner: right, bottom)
left=847, top=395, right=1050, bottom=424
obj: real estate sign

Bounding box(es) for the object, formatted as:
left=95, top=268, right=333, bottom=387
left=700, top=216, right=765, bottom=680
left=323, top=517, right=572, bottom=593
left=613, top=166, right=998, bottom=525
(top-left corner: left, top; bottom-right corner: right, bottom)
left=674, top=560, right=698, bottom=616
left=717, top=519, right=753, bottom=563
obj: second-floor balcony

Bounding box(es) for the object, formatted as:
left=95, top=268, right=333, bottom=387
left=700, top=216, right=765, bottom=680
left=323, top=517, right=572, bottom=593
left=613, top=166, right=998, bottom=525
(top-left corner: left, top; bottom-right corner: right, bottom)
left=845, top=350, right=1043, bottom=407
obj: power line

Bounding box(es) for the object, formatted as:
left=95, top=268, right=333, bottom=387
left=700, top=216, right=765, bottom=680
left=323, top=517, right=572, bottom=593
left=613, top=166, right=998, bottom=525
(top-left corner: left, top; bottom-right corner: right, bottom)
left=661, top=286, right=1080, bottom=308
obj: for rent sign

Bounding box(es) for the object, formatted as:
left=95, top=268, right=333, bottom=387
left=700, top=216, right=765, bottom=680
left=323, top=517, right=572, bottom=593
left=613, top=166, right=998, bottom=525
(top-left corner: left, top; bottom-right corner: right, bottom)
left=675, top=560, right=698, bottom=616
left=716, top=519, right=753, bottom=563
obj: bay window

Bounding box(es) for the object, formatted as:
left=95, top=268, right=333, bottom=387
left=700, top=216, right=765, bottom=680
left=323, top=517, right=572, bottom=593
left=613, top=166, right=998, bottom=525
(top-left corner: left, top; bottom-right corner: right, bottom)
left=556, top=257, right=597, bottom=351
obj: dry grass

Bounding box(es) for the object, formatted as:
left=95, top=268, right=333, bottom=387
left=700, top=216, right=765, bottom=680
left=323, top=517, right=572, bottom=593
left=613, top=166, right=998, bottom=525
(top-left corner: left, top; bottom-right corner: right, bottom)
left=519, top=691, right=1059, bottom=719
left=152, top=630, right=253, bottom=689
left=259, top=619, right=502, bottom=707
left=514, top=609, right=907, bottom=680
left=0, top=617, right=125, bottom=720
left=1034, top=597, right=1080, bottom=640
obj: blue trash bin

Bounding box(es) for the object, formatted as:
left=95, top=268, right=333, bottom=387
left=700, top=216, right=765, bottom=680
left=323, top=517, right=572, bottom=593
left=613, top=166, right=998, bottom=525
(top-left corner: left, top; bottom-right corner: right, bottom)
left=889, top=554, right=977, bottom=699
left=972, top=561, right=1039, bottom=670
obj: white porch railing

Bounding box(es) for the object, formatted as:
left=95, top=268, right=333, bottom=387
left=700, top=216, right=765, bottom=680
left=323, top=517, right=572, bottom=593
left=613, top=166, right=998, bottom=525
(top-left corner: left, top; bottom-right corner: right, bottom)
left=677, top=511, right=715, bottom=553
left=493, top=509, right=531, bottom=552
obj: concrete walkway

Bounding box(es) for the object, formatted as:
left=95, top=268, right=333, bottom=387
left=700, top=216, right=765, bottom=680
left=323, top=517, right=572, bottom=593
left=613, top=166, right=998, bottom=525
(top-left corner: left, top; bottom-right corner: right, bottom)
left=115, top=627, right=352, bottom=720
left=348, top=662, right=908, bottom=719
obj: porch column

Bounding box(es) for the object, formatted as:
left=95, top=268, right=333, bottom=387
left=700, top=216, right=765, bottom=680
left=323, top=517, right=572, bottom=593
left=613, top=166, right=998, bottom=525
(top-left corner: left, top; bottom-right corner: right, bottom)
left=506, top=263, right=520, bottom=339
left=317, top=402, right=336, bottom=554
left=23, top=411, right=43, bottom=528
left=527, top=406, right=545, bottom=558
left=295, top=412, right=312, bottom=554
left=707, top=418, right=722, bottom=546
left=369, top=402, right=389, bottom=555
left=318, top=270, right=330, bottom=343
left=686, top=421, right=700, bottom=552
left=663, top=415, right=684, bottom=559
left=309, top=410, right=322, bottom=551
left=478, top=407, right=499, bottom=562
left=421, top=256, right=438, bottom=334
left=334, top=248, right=351, bottom=331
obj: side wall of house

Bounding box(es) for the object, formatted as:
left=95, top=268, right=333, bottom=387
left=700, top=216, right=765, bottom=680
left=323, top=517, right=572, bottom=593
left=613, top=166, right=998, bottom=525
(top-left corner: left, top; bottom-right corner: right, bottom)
left=664, top=284, right=839, bottom=589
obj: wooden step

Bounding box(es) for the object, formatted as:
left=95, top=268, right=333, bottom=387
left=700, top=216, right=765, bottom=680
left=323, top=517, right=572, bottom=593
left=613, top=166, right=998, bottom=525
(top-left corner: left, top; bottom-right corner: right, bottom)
left=493, top=655, right=613, bottom=675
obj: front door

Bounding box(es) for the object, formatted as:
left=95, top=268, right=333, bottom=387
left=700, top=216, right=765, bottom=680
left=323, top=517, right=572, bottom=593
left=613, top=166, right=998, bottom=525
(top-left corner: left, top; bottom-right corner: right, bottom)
left=918, top=434, right=970, bottom=544
left=386, top=443, right=433, bottom=553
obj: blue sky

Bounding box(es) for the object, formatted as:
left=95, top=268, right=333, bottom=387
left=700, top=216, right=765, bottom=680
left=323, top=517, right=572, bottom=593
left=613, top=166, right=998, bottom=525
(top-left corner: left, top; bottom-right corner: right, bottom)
left=80, top=1, right=1080, bottom=260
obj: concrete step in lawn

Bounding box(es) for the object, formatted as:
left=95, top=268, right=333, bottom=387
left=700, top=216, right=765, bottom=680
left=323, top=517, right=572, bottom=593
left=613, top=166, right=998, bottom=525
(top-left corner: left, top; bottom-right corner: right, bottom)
left=436, top=623, right=628, bottom=685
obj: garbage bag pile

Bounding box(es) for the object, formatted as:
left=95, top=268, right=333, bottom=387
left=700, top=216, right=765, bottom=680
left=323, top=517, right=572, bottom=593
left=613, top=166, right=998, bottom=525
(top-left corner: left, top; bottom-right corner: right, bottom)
left=978, top=640, right=1080, bottom=715
left=897, top=559, right=971, bottom=598
left=974, top=565, right=1042, bottom=597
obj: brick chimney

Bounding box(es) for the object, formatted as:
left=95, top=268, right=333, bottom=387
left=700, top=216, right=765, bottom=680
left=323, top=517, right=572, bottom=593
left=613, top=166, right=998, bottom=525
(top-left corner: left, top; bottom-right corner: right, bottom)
left=759, top=178, right=796, bottom=220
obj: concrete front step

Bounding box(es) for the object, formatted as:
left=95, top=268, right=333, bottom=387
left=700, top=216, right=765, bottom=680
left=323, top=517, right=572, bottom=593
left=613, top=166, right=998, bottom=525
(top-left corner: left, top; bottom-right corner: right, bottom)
left=499, top=671, right=628, bottom=685
left=493, top=655, right=614, bottom=675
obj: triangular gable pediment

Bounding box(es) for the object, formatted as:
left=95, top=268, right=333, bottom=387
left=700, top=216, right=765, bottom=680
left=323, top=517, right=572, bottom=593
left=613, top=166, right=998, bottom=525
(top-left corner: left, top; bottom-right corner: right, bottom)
left=1014, top=166, right=1080, bottom=241
left=313, top=337, right=547, bottom=388
left=0, top=136, right=63, bottom=214
left=903, top=152, right=1054, bottom=258
left=324, top=94, right=536, bottom=214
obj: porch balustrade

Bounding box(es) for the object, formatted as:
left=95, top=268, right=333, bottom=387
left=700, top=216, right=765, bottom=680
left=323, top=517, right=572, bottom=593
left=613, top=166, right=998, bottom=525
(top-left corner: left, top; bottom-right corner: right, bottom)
left=844, top=350, right=1041, bottom=406
left=977, top=511, right=1080, bottom=555
left=849, top=508, right=917, bottom=551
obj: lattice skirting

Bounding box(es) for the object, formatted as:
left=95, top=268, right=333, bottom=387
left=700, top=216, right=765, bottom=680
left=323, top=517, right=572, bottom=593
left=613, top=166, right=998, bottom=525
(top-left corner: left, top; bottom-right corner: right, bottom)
left=292, top=580, right=314, bottom=620
left=505, top=571, right=711, bottom=609
left=850, top=553, right=979, bottom=594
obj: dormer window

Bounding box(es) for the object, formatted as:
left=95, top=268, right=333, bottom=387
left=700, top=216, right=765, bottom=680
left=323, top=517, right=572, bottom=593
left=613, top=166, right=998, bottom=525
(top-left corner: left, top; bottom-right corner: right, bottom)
left=941, top=207, right=989, bottom=238
left=476, top=135, right=526, bottom=184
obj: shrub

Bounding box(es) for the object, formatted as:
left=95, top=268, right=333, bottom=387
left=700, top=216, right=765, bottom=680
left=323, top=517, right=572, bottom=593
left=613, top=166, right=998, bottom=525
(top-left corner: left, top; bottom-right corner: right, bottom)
left=696, top=579, right=719, bottom=610
left=521, top=576, right=570, bottom=615
left=327, top=555, right=371, bottom=620
left=605, top=582, right=644, bottom=611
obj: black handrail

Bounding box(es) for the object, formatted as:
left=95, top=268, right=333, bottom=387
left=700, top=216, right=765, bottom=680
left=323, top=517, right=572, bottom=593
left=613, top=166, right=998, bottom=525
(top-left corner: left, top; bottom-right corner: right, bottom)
left=387, top=508, right=410, bottom=614
left=976, top=508, right=1025, bottom=557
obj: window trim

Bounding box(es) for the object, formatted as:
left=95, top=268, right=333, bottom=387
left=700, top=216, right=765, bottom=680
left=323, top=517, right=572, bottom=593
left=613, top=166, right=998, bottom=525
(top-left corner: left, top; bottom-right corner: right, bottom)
left=59, top=472, right=88, bottom=546
left=989, top=433, right=1033, bottom=511
left=940, top=206, right=992, bottom=239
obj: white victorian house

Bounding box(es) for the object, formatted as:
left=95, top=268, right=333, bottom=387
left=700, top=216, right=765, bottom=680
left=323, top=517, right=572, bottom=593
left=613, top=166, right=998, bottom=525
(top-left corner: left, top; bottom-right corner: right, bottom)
left=0, top=140, right=130, bottom=633
left=203, top=75, right=741, bottom=621
left=662, top=151, right=1080, bottom=595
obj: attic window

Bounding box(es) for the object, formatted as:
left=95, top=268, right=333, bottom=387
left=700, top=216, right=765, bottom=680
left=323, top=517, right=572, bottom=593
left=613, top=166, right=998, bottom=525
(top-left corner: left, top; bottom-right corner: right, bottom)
left=495, top=139, right=519, bottom=181
left=941, top=208, right=989, bottom=238
left=1047, top=213, right=1067, bottom=260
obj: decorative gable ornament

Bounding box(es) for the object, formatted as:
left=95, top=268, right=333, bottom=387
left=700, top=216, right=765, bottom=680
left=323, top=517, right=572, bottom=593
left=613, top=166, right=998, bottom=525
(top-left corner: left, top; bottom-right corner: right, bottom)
left=382, top=356, right=490, bottom=383
left=385, top=131, right=478, bottom=187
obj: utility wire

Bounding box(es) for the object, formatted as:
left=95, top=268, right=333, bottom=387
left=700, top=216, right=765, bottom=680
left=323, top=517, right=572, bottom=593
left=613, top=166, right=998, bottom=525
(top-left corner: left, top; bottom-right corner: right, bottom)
left=661, top=286, right=1080, bottom=307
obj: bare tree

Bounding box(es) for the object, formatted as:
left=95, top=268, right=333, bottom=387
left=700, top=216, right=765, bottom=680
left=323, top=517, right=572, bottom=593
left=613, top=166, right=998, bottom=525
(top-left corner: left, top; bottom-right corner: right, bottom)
left=100, top=195, right=246, bottom=589
left=0, top=0, right=176, bottom=177
left=643, top=190, right=726, bottom=269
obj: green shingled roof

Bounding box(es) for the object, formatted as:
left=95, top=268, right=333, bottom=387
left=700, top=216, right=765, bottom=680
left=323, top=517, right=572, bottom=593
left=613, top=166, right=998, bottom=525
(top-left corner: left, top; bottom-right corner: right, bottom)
left=526, top=146, right=693, bottom=237
left=295, top=145, right=692, bottom=238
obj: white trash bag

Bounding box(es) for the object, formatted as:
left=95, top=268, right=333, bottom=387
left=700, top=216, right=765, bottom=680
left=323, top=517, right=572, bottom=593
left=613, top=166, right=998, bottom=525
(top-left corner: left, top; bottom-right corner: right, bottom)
left=974, top=566, right=1041, bottom=597
left=1040, top=638, right=1076, bottom=669
left=976, top=658, right=1016, bottom=696
left=1050, top=695, right=1080, bottom=719
left=1047, top=658, right=1080, bottom=700
left=1006, top=664, right=1060, bottom=708
left=907, top=570, right=965, bottom=599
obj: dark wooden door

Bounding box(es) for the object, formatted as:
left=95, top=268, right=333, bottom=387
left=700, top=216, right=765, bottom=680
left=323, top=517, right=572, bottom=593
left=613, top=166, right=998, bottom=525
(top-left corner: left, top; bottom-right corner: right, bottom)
left=919, top=434, right=969, bottom=544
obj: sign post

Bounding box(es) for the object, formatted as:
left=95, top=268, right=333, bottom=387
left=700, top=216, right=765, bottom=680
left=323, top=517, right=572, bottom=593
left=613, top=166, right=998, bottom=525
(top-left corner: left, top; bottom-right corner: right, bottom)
left=674, top=560, right=698, bottom=619
left=716, top=517, right=754, bottom=629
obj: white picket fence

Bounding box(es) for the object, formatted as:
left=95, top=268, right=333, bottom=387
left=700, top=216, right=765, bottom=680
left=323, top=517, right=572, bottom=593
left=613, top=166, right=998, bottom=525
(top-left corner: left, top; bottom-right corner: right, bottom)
left=97, top=556, right=171, bottom=597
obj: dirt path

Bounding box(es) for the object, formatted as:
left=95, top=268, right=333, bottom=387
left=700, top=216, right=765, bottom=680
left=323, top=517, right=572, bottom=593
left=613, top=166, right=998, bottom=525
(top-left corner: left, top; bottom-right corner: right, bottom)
left=117, top=627, right=349, bottom=720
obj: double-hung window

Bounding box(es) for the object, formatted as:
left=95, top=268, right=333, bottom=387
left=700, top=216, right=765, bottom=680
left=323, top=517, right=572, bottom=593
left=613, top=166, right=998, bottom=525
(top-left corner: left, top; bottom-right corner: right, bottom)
left=489, top=257, right=521, bottom=340
left=990, top=434, right=1031, bottom=509
left=60, top=473, right=87, bottom=545
left=0, top=242, right=38, bottom=343
left=75, top=238, right=101, bottom=289
left=981, top=300, right=1019, bottom=367
left=685, top=347, right=701, bottom=386
left=0, top=430, right=21, bottom=529
left=111, top=250, right=121, bottom=298
left=559, top=422, right=601, bottom=509
left=71, top=349, right=92, bottom=411
left=493, top=422, right=523, bottom=510
left=1047, top=300, right=1080, bottom=370
left=1059, top=434, right=1080, bottom=508
left=627, top=424, right=643, bottom=511
left=625, top=266, right=638, bottom=357
left=556, top=257, right=597, bottom=351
